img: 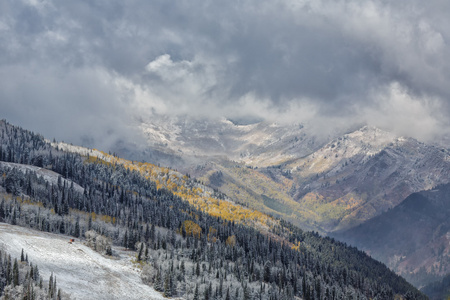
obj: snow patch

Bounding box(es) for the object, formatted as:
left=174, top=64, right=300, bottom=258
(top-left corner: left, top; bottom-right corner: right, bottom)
left=0, top=223, right=166, bottom=300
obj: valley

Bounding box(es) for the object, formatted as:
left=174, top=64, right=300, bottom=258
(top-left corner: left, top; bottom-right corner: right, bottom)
left=105, top=116, right=450, bottom=290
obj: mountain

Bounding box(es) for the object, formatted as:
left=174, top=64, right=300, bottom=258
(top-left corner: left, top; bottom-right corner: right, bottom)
left=133, top=115, right=328, bottom=170
left=333, top=184, right=450, bottom=288
left=115, top=117, right=450, bottom=288
left=0, top=119, right=425, bottom=299
left=284, top=126, right=450, bottom=231
left=127, top=117, right=450, bottom=234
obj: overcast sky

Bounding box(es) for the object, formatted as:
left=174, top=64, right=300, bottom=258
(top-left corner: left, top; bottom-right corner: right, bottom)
left=1, top=0, right=449, bottom=150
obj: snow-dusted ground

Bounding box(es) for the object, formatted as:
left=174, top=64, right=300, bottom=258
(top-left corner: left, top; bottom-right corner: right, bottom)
left=0, top=162, right=84, bottom=194
left=0, top=223, right=165, bottom=300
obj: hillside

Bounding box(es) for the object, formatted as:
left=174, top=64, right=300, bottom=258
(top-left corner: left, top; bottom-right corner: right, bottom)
left=0, top=119, right=425, bottom=299
left=0, top=223, right=165, bottom=300
left=334, top=184, right=450, bottom=288
left=124, top=118, right=450, bottom=233
left=127, top=118, right=450, bottom=287
left=421, top=273, right=450, bottom=300
left=192, top=126, right=450, bottom=233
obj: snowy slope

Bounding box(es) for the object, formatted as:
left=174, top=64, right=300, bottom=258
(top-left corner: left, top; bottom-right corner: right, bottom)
left=0, top=223, right=166, bottom=300
left=0, top=161, right=84, bottom=194
left=137, top=115, right=329, bottom=167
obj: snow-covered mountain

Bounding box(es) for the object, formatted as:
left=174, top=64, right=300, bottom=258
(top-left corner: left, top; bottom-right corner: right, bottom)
left=286, top=126, right=450, bottom=231
left=135, top=115, right=330, bottom=169
left=127, top=118, right=450, bottom=233
left=115, top=118, right=450, bottom=286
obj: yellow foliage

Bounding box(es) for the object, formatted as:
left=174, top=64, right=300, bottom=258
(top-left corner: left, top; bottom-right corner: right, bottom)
left=226, top=235, right=236, bottom=247
left=100, top=215, right=112, bottom=223
left=182, top=220, right=202, bottom=239
left=291, top=241, right=301, bottom=251
left=208, top=227, right=218, bottom=243
left=83, top=150, right=278, bottom=234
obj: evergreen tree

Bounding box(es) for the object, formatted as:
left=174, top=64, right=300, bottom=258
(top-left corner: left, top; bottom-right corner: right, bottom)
left=193, top=284, right=199, bottom=300
left=225, top=288, right=230, bottom=300
left=137, top=243, right=144, bottom=261
left=12, top=258, right=19, bottom=287
left=163, top=271, right=172, bottom=297
left=48, top=272, right=54, bottom=298
left=264, top=261, right=271, bottom=283
left=154, top=268, right=163, bottom=292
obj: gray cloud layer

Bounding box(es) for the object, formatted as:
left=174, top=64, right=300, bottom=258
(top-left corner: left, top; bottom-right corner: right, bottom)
left=1, top=0, right=449, bottom=149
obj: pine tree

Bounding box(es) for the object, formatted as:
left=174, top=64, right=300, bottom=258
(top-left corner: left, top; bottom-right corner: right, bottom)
left=243, top=284, right=251, bottom=300
left=196, top=262, right=201, bottom=277
left=53, top=275, right=57, bottom=299
left=193, top=284, right=199, bottom=300
left=264, top=261, right=271, bottom=283
left=48, top=272, right=54, bottom=298
left=33, top=265, right=40, bottom=282
left=74, top=218, right=80, bottom=237
left=180, top=260, right=185, bottom=277
left=123, top=230, right=128, bottom=249
left=13, top=258, right=19, bottom=286
left=204, top=285, right=210, bottom=300
left=154, top=268, right=163, bottom=292
left=225, top=288, right=230, bottom=300
left=138, top=243, right=144, bottom=261
left=144, top=245, right=149, bottom=261
left=163, top=271, right=172, bottom=297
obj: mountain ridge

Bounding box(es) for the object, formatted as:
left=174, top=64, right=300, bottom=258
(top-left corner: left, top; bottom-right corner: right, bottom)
left=119, top=117, right=450, bottom=290
left=0, top=119, right=426, bottom=299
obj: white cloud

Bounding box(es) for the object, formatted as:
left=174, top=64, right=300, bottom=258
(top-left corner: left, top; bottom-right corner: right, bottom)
left=1, top=0, right=450, bottom=149
left=365, top=82, right=447, bottom=141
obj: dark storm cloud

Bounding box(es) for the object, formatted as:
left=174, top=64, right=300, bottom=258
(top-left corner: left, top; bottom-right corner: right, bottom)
left=0, top=0, right=449, bottom=148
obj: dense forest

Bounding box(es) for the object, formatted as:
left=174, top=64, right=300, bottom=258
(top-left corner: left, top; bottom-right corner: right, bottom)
left=421, top=274, right=450, bottom=300
left=0, top=120, right=426, bottom=299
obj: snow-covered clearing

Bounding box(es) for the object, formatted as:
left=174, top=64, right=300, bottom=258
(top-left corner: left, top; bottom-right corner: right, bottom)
left=0, top=223, right=165, bottom=300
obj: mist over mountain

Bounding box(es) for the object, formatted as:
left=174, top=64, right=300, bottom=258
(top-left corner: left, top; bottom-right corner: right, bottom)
left=113, top=118, right=450, bottom=231
left=1, top=0, right=450, bottom=296
left=2, top=0, right=450, bottom=152
left=103, top=116, right=450, bottom=291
